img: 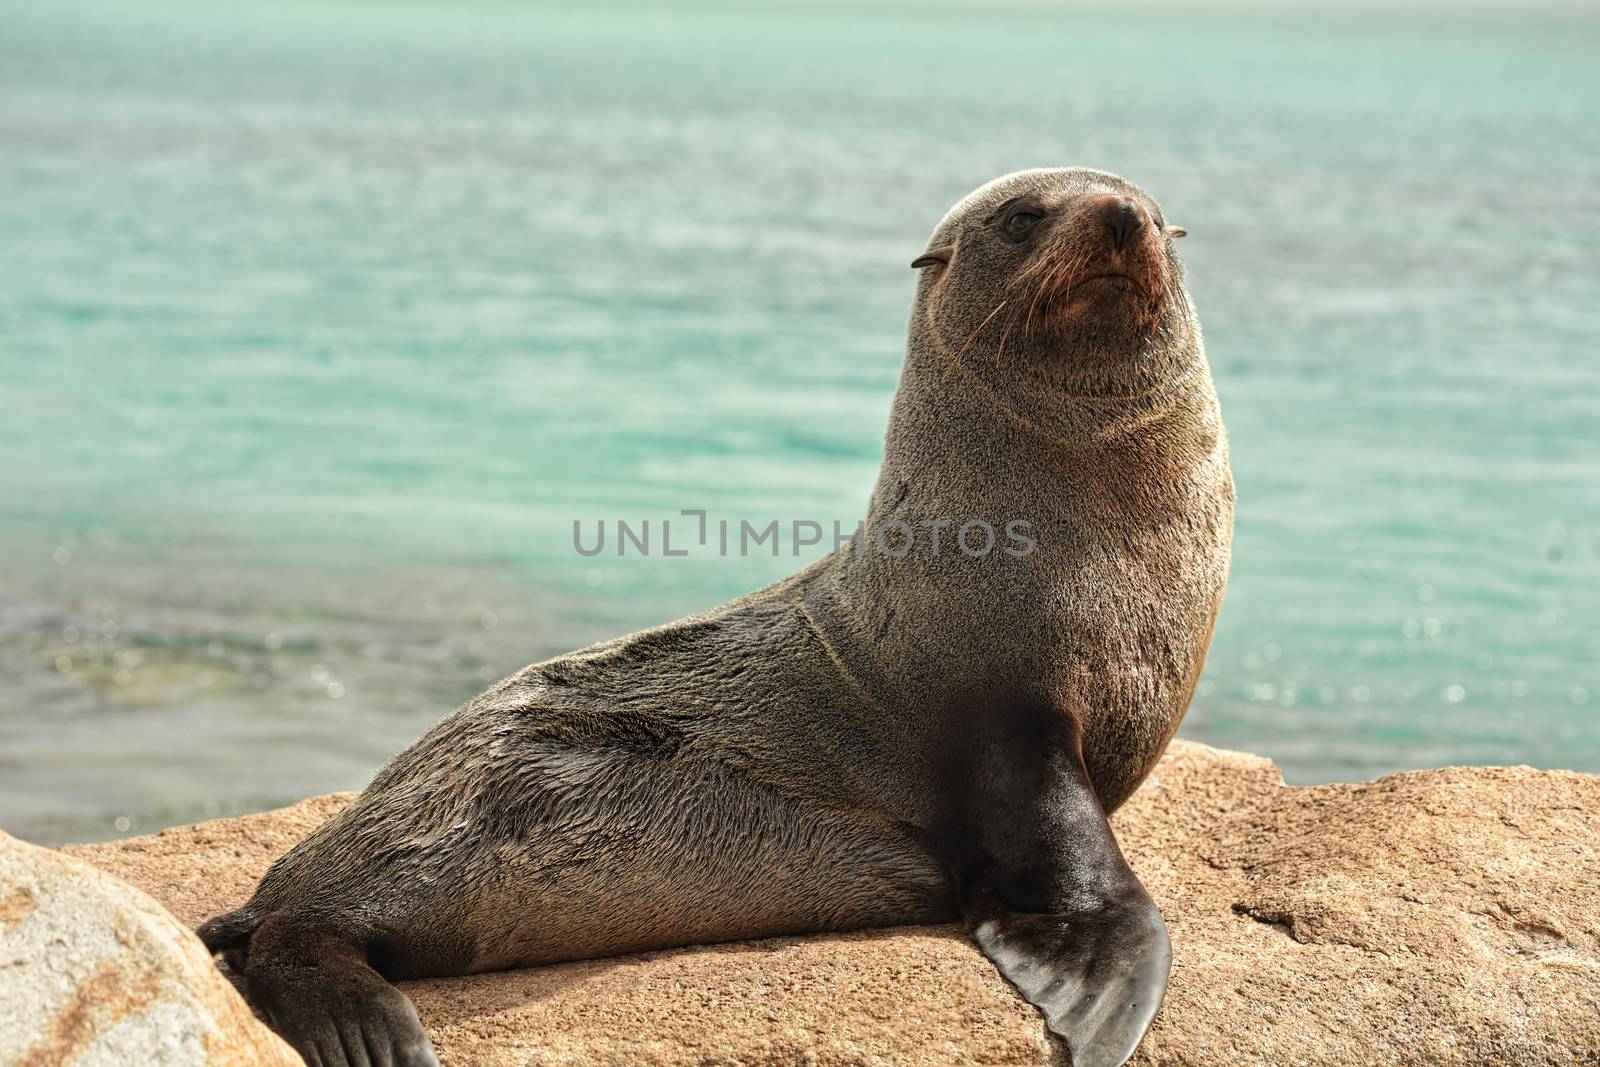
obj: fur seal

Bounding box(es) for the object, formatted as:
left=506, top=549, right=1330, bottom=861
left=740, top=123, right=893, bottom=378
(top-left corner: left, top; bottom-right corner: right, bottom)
left=200, top=167, right=1232, bottom=1067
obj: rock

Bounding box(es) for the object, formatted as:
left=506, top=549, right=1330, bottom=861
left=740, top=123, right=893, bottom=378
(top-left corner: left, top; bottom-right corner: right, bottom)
left=58, top=740, right=1600, bottom=1066
left=0, top=832, right=299, bottom=1067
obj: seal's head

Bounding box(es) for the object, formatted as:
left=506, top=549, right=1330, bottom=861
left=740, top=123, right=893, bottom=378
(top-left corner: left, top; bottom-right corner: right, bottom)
left=910, top=168, right=1195, bottom=406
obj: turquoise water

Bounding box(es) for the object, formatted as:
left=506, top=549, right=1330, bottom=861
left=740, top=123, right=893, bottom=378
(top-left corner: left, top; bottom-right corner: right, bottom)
left=2, top=0, right=1596, bottom=843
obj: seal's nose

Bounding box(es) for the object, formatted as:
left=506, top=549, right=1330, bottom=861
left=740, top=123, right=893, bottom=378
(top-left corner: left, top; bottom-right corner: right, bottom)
left=1103, top=196, right=1144, bottom=251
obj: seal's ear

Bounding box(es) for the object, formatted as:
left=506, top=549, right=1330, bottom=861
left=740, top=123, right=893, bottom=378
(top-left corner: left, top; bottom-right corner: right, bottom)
left=1166, top=226, right=1187, bottom=239
left=911, top=246, right=953, bottom=270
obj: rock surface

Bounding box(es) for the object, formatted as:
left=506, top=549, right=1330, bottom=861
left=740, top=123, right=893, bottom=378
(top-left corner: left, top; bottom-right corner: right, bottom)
left=59, top=740, right=1600, bottom=1066
left=0, top=832, right=299, bottom=1067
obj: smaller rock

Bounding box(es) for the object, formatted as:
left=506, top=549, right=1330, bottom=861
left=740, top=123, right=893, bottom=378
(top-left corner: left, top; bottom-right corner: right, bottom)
left=0, top=831, right=298, bottom=1067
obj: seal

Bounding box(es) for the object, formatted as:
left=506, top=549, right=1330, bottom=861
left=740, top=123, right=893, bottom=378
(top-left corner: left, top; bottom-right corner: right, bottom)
left=200, top=167, right=1232, bottom=1067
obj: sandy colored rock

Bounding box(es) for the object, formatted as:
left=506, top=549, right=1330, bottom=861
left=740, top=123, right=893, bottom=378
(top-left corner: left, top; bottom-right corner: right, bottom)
left=61, top=740, right=1600, bottom=1066
left=0, top=832, right=298, bottom=1067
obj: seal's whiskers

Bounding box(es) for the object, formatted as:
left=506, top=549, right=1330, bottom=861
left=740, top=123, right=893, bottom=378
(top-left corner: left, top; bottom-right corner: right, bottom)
left=947, top=299, right=1009, bottom=377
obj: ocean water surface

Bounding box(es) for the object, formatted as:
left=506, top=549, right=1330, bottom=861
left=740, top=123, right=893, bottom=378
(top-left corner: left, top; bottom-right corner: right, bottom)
left=1, top=0, right=1596, bottom=842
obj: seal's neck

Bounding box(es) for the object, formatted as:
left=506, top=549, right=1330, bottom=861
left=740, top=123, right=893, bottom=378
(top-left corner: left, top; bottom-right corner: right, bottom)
left=870, top=326, right=1217, bottom=525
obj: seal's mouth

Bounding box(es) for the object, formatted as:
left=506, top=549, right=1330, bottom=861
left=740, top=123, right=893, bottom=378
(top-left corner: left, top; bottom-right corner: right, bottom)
left=1001, top=263, right=1163, bottom=340
left=1049, top=269, right=1158, bottom=321
left=1074, top=272, right=1142, bottom=293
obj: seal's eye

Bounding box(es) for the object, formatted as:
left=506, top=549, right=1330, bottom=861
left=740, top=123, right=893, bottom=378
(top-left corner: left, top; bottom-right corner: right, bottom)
left=1004, top=210, right=1042, bottom=239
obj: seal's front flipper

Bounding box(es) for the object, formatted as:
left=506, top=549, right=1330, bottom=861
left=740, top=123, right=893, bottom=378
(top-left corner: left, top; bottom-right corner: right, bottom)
left=972, top=891, right=1170, bottom=1067
left=240, top=913, right=441, bottom=1067
left=932, top=699, right=1171, bottom=1067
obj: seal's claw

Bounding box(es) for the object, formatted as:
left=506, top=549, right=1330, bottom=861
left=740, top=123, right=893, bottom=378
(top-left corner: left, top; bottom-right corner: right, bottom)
left=973, top=893, right=1171, bottom=1067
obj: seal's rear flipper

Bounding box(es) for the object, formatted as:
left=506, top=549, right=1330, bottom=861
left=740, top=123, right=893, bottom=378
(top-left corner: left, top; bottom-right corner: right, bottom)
left=932, top=698, right=1172, bottom=1067
left=197, top=904, right=263, bottom=975
left=242, top=913, right=441, bottom=1067
left=197, top=905, right=260, bottom=952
